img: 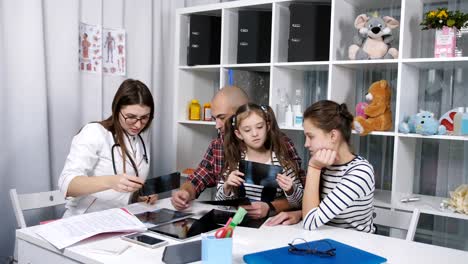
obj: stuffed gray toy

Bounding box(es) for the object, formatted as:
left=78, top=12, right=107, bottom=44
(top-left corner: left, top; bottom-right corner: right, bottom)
left=348, top=14, right=399, bottom=60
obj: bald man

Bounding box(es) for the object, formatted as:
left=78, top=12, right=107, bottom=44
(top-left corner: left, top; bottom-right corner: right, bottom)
left=171, top=86, right=304, bottom=218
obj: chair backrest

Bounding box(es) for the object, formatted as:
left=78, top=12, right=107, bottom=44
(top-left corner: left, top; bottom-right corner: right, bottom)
left=9, top=188, right=66, bottom=229
left=373, top=207, right=420, bottom=241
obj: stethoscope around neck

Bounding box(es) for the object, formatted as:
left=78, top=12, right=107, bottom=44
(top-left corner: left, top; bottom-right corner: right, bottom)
left=111, top=134, right=148, bottom=176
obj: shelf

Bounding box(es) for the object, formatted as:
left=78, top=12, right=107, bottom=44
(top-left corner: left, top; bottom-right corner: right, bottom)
left=223, top=63, right=271, bottom=72
left=178, top=120, right=215, bottom=126
left=279, top=126, right=303, bottom=131
left=273, top=62, right=329, bottom=71
left=397, top=133, right=468, bottom=141
left=352, top=130, right=396, bottom=137
left=374, top=189, right=392, bottom=208
left=392, top=192, right=468, bottom=221
left=332, top=60, right=398, bottom=70
left=402, top=58, right=468, bottom=69
left=178, top=65, right=221, bottom=72
left=175, top=0, right=468, bottom=231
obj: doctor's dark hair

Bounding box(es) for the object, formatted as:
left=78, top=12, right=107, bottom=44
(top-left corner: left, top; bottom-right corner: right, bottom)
left=223, top=103, right=298, bottom=177
left=100, top=79, right=154, bottom=173
left=303, top=100, right=354, bottom=144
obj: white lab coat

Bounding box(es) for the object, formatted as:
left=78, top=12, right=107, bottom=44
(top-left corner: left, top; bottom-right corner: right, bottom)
left=58, top=123, right=150, bottom=217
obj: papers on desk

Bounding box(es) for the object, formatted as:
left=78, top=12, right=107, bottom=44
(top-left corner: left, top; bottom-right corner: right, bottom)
left=34, top=208, right=146, bottom=249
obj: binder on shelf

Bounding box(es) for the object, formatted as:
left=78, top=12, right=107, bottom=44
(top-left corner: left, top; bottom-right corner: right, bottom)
left=237, top=10, right=272, bottom=63
left=243, top=238, right=387, bottom=264
left=187, top=15, right=221, bottom=66
left=288, top=3, right=331, bottom=62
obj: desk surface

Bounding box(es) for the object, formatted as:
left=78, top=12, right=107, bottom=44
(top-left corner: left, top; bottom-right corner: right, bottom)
left=17, top=198, right=468, bottom=264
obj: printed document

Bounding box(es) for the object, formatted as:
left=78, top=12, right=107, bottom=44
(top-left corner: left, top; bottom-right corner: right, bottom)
left=35, top=208, right=146, bottom=249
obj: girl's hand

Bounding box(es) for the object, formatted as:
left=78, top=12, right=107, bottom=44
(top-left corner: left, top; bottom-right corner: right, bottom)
left=109, top=174, right=144, bottom=193
left=223, top=170, right=245, bottom=195
left=138, top=194, right=158, bottom=204
left=265, top=211, right=302, bottom=226
left=276, top=173, right=293, bottom=195
left=308, top=149, right=337, bottom=170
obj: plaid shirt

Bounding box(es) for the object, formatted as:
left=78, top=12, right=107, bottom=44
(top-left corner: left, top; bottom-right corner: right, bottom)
left=188, top=133, right=305, bottom=198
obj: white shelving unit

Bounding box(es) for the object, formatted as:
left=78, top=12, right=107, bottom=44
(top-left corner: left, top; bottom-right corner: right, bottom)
left=173, top=0, right=468, bottom=245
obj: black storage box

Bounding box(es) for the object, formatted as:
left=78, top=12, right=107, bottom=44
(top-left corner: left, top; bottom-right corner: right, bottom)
left=288, top=3, right=331, bottom=62
left=237, top=10, right=272, bottom=63
left=187, top=15, right=221, bottom=66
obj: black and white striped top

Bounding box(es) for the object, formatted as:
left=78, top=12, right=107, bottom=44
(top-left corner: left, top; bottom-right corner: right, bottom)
left=303, top=155, right=375, bottom=233
left=216, top=151, right=303, bottom=208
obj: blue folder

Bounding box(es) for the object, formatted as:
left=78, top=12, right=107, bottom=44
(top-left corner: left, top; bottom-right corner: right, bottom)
left=243, top=238, right=387, bottom=264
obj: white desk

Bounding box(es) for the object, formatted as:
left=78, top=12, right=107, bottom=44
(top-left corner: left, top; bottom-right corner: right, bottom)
left=17, top=198, right=468, bottom=264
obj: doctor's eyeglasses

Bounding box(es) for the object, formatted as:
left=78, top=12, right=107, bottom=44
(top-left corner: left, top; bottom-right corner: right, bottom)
left=120, top=112, right=150, bottom=125
left=288, top=238, right=336, bottom=257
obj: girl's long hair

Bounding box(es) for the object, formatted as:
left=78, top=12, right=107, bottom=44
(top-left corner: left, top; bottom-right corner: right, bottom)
left=223, top=103, right=298, bottom=177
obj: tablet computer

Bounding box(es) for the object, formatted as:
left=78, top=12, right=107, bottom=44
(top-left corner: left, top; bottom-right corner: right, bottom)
left=149, top=217, right=220, bottom=241
left=135, top=208, right=192, bottom=227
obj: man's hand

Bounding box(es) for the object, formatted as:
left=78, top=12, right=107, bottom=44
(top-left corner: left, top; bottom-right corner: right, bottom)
left=242, top=202, right=270, bottom=219
left=265, top=211, right=302, bottom=226
left=171, top=190, right=191, bottom=210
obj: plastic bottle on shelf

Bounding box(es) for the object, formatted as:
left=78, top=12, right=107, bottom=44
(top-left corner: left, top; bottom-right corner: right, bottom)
left=292, top=89, right=303, bottom=127
left=203, top=103, right=212, bottom=121
left=293, top=89, right=303, bottom=109
left=453, top=107, right=464, bottom=135
left=293, top=104, right=303, bottom=128
left=189, top=99, right=201, bottom=120
left=461, top=107, right=468, bottom=135
left=276, top=89, right=288, bottom=126
left=285, top=104, right=293, bottom=127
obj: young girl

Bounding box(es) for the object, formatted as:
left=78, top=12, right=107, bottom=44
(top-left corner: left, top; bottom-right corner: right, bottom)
left=267, top=100, right=375, bottom=233
left=215, top=103, right=303, bottom=219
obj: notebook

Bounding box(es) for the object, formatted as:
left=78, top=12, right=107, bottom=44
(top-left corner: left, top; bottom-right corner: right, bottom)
left=243, top=238, right=387, bottom=264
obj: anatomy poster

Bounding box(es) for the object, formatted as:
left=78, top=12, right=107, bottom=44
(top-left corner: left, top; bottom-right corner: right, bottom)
left=102, top=28, right=126, bottom=76
left=79, top=22, right=102, bottom=73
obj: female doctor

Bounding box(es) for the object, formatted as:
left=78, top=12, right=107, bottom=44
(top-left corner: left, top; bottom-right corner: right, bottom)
left=59, top=79, right=156, bottom=217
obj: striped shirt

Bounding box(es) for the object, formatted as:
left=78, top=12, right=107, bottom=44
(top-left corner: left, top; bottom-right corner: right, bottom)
left=303, top=155, right=376, bottom=233
left=216, top=151, right=303, bottom=208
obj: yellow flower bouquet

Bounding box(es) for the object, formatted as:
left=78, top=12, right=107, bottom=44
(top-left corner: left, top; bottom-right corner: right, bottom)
left=420, top=8, right=468, bottom=30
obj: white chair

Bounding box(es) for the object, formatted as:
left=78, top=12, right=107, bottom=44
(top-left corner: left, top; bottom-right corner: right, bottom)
left=9, top=188, right=66, bottom=263
left=10, top=188, right=66, bottom=229
left=373, top=207, right=420, bottom=241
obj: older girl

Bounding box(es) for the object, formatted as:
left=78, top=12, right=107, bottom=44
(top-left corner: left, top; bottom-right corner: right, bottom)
left=267, top=100, right=375, bottom=233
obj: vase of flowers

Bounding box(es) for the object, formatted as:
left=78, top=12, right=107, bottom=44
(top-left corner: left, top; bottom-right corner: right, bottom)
left=420, top=8, right=468, bottom=57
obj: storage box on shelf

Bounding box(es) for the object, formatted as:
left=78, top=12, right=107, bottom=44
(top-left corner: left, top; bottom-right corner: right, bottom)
left=174, top=0, right=468, bottom=247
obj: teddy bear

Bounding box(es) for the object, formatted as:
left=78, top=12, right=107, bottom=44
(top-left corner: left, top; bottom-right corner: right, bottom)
left=348, top=13, right=400, bottom=60
left=398, top=110, right=447, bottom=135
left=353, top=80, right=392, bottom=136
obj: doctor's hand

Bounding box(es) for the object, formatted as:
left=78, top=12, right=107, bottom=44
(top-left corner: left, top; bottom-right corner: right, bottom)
left=171, top=190, right=191, bottom=210
left=110, top=174, right=144, bottom=193
left=308, top=149, right=337, bottom=171
left=242, top=202, right=269, bottom=219
left=276, top=173, right=293, bottom=195
left=138, top=194, right=158, bottom=205
left=265, top=211, right=302, bottom=226
left=224, top=170, right=244, bottom=195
